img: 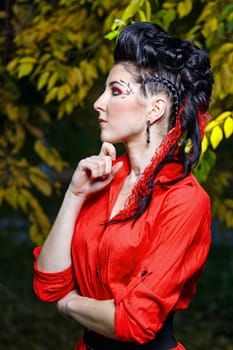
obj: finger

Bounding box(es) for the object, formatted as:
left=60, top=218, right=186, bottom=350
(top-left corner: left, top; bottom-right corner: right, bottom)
left=89, top=158, right=109, bottom=179
left=99, top=142, right=116, bottom=160
left=88, top=156, right=112, bottom=178
left=78, top=157, right=103, bottom=178
left=99, top=162, right=123, bottom=185
left=103, top=155, right=113, bottom=175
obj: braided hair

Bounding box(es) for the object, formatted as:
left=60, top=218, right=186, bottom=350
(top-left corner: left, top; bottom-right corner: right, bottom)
left=107, top=22, right=214, bottom=224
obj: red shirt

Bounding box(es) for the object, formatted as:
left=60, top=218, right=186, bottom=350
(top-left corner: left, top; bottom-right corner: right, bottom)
left=34, top=154, right=211, bottom=347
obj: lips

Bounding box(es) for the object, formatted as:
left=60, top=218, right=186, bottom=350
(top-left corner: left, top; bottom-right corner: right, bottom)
left=99, top=118, right=107, bottom=127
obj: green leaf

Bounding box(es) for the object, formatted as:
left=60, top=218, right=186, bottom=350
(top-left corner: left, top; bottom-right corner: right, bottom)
left=37, top=71, right=50, bottom=90
left=122, top=0, right=145, bottom=22
left=17, top=63, right=34, bottom=78
left=105, top=30, right=120, bottom=40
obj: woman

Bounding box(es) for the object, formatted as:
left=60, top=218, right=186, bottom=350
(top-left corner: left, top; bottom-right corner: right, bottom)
left=34, top=22, right=214, bottom=350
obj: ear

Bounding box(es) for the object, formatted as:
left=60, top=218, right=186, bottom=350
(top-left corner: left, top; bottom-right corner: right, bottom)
left=147, top=96, right=167, bottom=125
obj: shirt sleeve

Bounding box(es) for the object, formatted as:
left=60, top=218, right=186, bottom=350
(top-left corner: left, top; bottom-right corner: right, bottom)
left=114, top=184, right=211, bottom=343
left=33, top=247, right=77, bottom=302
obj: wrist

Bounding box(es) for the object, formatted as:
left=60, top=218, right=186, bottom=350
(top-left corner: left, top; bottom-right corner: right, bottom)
left=65, top=185, right=87, bottom=201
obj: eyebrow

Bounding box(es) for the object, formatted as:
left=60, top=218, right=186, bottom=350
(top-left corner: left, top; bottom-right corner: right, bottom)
left=108, top=80, right=127, bottom=87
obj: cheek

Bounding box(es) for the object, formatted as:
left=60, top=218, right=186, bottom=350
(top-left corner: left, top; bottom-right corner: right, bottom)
left=110, top=98, right=143, bottom=117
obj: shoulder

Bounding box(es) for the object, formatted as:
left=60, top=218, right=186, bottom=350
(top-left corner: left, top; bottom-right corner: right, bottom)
left=155, top=162, right=210, bottom=207
left=158, top=174, right=211, bottom=228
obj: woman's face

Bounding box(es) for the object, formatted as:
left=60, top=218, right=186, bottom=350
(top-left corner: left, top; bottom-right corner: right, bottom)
left=94, top=64, right=149, bottom=145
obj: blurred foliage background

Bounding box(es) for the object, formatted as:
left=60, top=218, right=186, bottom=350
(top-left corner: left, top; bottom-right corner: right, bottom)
left=0, top=0, right=233, bottom=349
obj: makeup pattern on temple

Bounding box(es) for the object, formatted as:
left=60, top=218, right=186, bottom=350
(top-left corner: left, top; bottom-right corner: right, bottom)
left=119, top=79, right=135, bottom=98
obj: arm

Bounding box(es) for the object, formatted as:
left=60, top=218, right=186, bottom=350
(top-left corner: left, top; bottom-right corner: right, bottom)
left=36, top=189, right=85, bottom=272
left=57, top=290, right=116, bottom=338
left=36, top=143, right=122, bottom=273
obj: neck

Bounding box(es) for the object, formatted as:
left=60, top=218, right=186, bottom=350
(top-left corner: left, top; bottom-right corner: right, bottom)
left=125, top=137, right=163, bottom=180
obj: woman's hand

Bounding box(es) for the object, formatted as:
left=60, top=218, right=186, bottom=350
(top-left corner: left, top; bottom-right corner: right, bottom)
left=69, top=142, right=123, bottom=197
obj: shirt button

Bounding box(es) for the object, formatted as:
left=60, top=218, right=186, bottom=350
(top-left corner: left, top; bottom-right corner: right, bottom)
left=141, top=270, right=147, bottom=277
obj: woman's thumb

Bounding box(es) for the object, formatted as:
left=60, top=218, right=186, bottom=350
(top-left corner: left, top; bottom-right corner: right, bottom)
left=112, top=161, right=123, bottom=176
left=99, top=142, right=116, bottom=160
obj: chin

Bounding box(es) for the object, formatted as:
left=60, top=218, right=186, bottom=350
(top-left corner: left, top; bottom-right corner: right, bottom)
left=100, top=134, right=120, bottom=144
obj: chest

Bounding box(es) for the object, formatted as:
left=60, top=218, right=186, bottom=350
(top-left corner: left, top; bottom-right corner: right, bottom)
left=71, top=188, right=164, bottom=295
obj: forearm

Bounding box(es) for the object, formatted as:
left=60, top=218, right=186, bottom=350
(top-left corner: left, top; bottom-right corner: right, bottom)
left=58, top=292, right=116, bottom=338
left=37, top=147, right=121, bottom=273
left=37, top=187, right=86, bottom=272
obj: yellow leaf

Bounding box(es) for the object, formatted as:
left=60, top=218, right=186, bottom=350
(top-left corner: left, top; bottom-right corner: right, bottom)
left=53, top=50, right=66, bottom=61
left=18, top=191, right=28, bottom=212
left=221, top=63, right=232, bottom=92
left=65, top=100, right=74, bottom=115
left=29, top=173, right=52, bottom=196
left=197, top=2, right=215, bottom=23
left=202, top=17, right=218, bottom=37
left=57, top=85, right=67, bottom=101
left=18, top=63, right=34, bottom=78
left=218, top=43, right=233, bottom=54
left=68, top=67, right=83, bottom=87
left=210, top=125, right=223, bottom=149
left=145, top=0, right=151, bottom=20
left=5, top=187, right=19, bottom=209
left=5, top=104, right=19, bottom=121
left=163, top=2, right=176, bottom=9
left=37, top=71, right=50, bottom=90
left=138, top=9, right=147, bottom=22
left=6, top=58, right=19, bottom=73
left=122, top=0, right=145, bottom=22
left=98, top=58, right=107, bottom=73
left=11, top=124, right=25, bottom=155
left=19, top=56, right=37, bottom=64
left=47, top=72, right=58, bottom=89
left=177, top=0, right=192, bottom=19
left=205, top=120, right=218, bottom=132
left=216, top=111, right=232, bottom=122
left=44, top=87, right=58, bottom=104
left=40, top=53, right=51, bottom=64
left=201, top=135, right=208, bottom=153
left=223, top=116, right=233, bottom=138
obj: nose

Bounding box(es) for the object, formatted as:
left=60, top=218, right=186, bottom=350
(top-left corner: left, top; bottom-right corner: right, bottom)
left=93, top=91, right=106, bottom=112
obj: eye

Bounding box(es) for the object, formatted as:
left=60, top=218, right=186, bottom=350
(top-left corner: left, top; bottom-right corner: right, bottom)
left=111, top=86, right=123, bottom=96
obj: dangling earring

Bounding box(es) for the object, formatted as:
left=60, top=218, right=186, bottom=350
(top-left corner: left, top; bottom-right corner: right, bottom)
left=146, top=120, right=151, bottom=144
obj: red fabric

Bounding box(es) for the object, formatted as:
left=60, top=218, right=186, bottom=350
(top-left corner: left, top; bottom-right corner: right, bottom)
left=33, top=247, right=77, bottom=302
left=33, top=154, right=211, bottom=349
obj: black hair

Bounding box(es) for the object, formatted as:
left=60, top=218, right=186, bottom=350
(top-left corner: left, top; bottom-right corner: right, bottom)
left=107, top=22, right=214, bottom=225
